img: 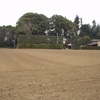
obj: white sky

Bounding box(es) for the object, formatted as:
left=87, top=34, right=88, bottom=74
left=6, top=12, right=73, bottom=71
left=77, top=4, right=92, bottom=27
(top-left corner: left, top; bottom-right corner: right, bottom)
left=0, top=0, right=100, bottom=26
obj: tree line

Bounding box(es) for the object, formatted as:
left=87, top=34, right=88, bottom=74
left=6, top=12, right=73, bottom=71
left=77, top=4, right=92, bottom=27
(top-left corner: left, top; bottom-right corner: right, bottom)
left=0, top=12, right=100, bottom=48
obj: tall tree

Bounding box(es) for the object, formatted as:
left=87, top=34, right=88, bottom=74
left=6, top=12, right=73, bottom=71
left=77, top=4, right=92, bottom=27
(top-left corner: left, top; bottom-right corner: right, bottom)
left=74, top=15, right=80, bottom=32
left=92, top=20, right=96, bottom=29
left=79, top=24, right=91, bottom=37
left=0, top=25, right=15, bottom=47
left=94, top=24, right=100, bottom=39
left=48, top=14, right=77, bottom=37
left=16, top=12, right=48, bottom=35
left=91, top=20, right=97, bottom=38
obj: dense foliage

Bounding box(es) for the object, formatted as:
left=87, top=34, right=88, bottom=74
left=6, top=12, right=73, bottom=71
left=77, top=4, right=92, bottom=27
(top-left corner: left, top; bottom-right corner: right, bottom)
left=16, top=13, right=48, bottom=35
left=0, top=25, right=15, bottom=48
left=0, top=12, right=100, bottom=49
left=18, top=35, right=63, bottom=49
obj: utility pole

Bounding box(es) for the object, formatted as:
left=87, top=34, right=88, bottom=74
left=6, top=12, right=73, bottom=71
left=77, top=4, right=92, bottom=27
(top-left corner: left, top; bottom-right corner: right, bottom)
left=14, top=35, right=16, bottom=48
left=57, top=33, right=58, bottom=44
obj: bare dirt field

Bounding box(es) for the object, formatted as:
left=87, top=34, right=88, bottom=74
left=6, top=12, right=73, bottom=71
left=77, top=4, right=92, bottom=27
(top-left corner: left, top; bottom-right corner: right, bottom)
left=0, top=49, right=100, bottom=100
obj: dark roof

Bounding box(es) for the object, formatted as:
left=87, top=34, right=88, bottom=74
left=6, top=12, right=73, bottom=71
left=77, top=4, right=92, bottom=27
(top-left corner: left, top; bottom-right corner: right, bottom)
left=87, top=42, right=98, bottom=46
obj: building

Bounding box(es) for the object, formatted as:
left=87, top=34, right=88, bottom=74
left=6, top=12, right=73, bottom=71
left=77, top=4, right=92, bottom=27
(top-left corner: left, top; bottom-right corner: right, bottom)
left=86, top=39, right=100, bottom=47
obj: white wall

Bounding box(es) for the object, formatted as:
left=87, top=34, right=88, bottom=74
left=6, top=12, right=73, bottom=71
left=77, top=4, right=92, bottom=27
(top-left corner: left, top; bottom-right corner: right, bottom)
left=98, top=41, right=100, bottom=46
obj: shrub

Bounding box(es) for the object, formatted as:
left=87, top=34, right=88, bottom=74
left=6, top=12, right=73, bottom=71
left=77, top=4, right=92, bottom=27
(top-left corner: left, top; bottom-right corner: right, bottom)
left=18, top=43, right=63, bottom=49
left=82, top=46, right=100, bottom=50
left=17, top=35, right=63, bottom=49
left=18, top=35, right=63, bottom=44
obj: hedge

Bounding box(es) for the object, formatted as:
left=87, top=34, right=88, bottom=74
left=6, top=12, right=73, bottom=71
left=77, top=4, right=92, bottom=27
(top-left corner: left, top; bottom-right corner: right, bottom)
left=82, top=46, right=100, bottom=50
left=18, top=43, right=63, bottom=49
left=17, top=35, right=63, bottom=49
left=18, top=35, right=63, bottom=44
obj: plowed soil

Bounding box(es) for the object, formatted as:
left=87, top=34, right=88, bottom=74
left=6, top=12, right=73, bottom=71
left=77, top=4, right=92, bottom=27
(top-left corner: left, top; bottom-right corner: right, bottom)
left=0, top=49, right=100, bottom=100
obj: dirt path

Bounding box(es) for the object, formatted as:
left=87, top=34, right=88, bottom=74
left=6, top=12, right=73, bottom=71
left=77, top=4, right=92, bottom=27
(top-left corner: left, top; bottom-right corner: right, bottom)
left=0, top=49, right=100, bottom=100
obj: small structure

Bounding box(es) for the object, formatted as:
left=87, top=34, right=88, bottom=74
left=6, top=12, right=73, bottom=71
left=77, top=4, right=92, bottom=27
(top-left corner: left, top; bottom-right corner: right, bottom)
left=63, top=37, right=72, bottom=49
left=67, top=43, right=72, bottom=49
left=63, top=37, right=67, bottom=45
left=86, top=39, right=100, bottom=47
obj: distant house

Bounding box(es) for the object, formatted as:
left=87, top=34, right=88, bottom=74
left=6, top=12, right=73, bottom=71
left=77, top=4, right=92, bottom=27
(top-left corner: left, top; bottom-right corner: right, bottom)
left=86, top=39, right=100, bottom=47
left=63, top=37, right=72, bottom=49
left=63, top=37, right=67, bottom=45
left=67, top=43, right=72, bottom=49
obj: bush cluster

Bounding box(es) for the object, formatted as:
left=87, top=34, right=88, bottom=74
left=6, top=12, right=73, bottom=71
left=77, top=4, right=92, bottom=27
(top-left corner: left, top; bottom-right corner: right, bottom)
left=82, top=46, right=100, bottom=50
left=17, top=35, right=63, bottom=49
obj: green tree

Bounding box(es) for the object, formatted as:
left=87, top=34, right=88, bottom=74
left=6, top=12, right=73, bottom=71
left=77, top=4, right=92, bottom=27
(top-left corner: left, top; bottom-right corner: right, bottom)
left=49, top=14, right=77, bottom=37
left=74, top=15, right=80, bottom=32
left=0, top=25, right=15, bottom=47
left=91, top=20, right=97, bottom=38
left=16, top=12, right=48, bottom=35
left=79, top=35, right=90, bottom=45
left=79, top=24, right=91, bottom=37
left=95, top=25, right=100, bottom=39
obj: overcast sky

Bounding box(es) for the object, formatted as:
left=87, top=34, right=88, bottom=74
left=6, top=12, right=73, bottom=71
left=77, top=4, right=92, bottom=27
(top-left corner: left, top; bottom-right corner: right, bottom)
left=0, top=0, right=100, bottom=26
